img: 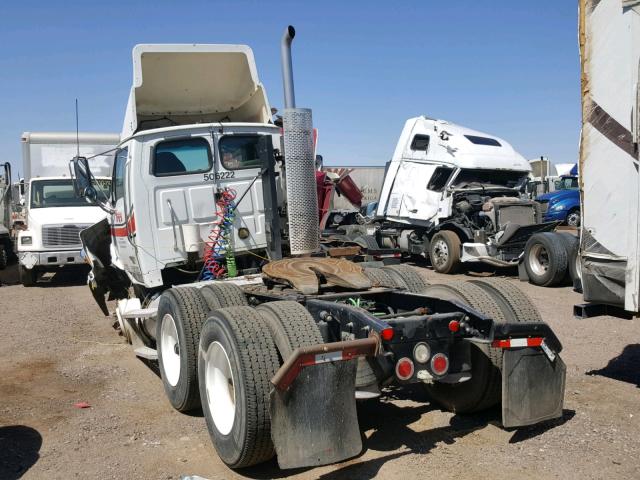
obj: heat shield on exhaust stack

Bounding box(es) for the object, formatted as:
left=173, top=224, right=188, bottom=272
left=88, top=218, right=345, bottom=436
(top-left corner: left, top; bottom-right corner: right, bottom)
left=283, top=108, right=319, bottom=255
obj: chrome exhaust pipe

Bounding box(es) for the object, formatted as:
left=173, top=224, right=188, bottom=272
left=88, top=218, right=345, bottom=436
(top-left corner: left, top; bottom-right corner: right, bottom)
left=279, top=25, right=319, bottom=255
left=281, top=25, right=296, bottom=109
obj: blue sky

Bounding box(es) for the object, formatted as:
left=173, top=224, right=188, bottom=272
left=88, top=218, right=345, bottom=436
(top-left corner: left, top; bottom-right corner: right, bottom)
left=0, top=1, right=579, bottom=176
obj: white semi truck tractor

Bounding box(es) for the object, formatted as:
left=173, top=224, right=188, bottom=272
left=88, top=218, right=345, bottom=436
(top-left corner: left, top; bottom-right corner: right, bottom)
left=333, top=117, right=577, bottom=287
left=574, top=0, right=640, bottom=318
left=17, top=132, right=119, bottom=286
left=72, top=27, right=567, bottom=471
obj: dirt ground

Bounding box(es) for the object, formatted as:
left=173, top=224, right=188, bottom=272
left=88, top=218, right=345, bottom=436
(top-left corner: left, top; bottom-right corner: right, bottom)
left=1, top=262, right=639, bottom=480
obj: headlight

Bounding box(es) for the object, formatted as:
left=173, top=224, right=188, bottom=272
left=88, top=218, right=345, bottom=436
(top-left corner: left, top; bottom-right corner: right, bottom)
left=21, top=236, right=32, bottom=245
left=551, top=203, right=565, bottom=211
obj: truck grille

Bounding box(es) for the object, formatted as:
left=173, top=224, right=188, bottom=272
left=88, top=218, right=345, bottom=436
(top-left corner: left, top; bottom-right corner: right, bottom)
left=497, top=205, right=536, bottom=227
left=42, top=224, right=89, bottom=248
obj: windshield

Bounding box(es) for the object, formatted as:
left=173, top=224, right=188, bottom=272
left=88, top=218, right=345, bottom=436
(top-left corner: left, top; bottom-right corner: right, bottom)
left=451, top=168, right=529, bottom=190
left=554, top=176, right=579, bottom=191
left=30, top=179, right=110, bottom=209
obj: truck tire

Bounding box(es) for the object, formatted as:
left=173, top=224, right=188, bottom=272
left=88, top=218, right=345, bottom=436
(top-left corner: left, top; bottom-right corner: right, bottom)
left=199, top=282, right=248, bottom=310
left=19, top=266, right=37, bottom=287
left=363, top=267, right=403, bottom=288
left=523, top=232, right=568, bottom=287
left=256, top=301, right=324, bottom=359
left=468, top=278, right=543, bottom=324
left=557, top=232, right=580, bottom=284
left=0, top=243, right=7, bottom=270
left=429, top=231, right=461, bottom=274
left=198, top=306, right=280, bottom=468
left=421, top=282, right=505, bottom=413
left=156, top=287, right=210, bottom=412
left=381, top=264, right=429, bottom=293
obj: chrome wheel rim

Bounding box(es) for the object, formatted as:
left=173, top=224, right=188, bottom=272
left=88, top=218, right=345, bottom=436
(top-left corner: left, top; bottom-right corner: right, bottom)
left=432, top=239, right=449, bottom=268
left=567, top=212, right=580, bottom=227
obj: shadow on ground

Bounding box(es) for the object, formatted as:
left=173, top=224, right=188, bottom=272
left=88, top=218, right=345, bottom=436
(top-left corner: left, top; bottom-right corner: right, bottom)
left=587, top=344, right=640, bottom=388
left=0, top=425, right=42, bottom=480
left=242, top=385, right=571, bottom=480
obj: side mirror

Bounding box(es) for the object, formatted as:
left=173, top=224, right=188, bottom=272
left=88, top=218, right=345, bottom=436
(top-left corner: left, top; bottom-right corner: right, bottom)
left=70, top=156, right=115, bottom=214
left=72, top=156, right=92, bottom=197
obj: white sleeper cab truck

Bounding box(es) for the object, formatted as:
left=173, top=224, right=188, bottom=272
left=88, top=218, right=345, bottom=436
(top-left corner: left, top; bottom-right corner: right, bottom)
left=17, top=132, right=119, bottom=286
left=575, top=0, right=640, bottom=318
left=72, top=27, right=567, bottom=471
left=340, top=117, right=577, bottom=286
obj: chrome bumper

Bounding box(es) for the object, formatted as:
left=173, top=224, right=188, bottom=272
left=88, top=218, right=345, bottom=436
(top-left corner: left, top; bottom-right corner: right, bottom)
left=19, top=250, right=85, bottom=269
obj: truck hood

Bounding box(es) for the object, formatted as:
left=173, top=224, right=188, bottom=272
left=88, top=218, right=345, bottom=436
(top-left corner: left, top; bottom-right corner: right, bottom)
left=536, top=190, right=579, bottom=203
left=28, top=206, right=109, bottom=227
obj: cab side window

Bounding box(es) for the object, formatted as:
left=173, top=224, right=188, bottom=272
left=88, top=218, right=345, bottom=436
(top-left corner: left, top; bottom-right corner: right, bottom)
left=113, top=148, right=128, bottom=203
left=153, top=137, right=212, bottom=177
left=427, top=166, right=454, bottom=192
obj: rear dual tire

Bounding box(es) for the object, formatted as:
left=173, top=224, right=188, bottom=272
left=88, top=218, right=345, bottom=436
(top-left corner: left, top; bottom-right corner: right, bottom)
left=156, top=287, right=210, bottom=412
left=523, top=232, right=568, bottom=287
left=199, top=306, right=280, bottom=469
left=421, top=279, right=542, bottom=414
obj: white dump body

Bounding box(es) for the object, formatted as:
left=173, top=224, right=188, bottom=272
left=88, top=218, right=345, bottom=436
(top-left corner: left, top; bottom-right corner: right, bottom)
left=121, top=44, right=272, bottom=139
left=579, top=0, right=640, bottom=311
left=21, top=132, right=120, bottom=182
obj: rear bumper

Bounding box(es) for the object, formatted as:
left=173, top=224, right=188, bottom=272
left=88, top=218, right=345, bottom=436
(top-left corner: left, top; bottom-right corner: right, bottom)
left=19, top=249, right=85, bottom=269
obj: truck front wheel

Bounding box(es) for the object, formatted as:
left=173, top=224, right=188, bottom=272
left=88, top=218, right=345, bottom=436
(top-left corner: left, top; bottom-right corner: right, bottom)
left=429, top=231, right=461, bottom=274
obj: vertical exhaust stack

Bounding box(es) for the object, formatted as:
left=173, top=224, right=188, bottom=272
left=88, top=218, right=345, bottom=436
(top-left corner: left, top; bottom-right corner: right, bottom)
left=280, top=25, right=319, bottom=255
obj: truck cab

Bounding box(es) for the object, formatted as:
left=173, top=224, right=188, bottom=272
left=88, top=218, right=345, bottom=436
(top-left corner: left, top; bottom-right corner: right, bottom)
left=80, top=44, right=281, bottom=295
left=368, top=116, right=557, bottom=274
left=17, top=132, right=119, bottom=286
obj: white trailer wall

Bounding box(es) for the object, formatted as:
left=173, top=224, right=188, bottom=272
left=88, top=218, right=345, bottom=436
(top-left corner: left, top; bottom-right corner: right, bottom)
left=579, top=0, right=640, bottom=310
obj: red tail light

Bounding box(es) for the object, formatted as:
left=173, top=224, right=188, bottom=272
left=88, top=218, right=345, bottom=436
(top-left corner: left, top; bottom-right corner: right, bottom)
left=430, top=353, right=449, bottom=376
left=395, top=357, right=414, bottom=380
left=381, top=327, right=394, bottom=341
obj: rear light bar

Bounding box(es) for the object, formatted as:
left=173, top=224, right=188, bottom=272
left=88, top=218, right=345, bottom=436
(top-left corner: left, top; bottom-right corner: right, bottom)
left=492, top=337, right=543, bottom=349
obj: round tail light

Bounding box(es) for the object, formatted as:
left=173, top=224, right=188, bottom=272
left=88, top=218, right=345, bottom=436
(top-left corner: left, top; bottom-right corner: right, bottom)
left=395, top=357, right=415, bottom=381
left=413, top=342, right=431, bottom=364
left=430, top=353, right=449, bottom=376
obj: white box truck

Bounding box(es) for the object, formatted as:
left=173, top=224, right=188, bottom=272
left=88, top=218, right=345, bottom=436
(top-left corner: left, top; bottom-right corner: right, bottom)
left=17, top=132, right=119, bottom=286
left=575, top=0, right=640, bottom=317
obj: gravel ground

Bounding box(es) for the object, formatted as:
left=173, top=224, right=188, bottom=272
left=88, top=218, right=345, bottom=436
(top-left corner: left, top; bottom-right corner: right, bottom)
left=1, top=262, right=639, bottom=480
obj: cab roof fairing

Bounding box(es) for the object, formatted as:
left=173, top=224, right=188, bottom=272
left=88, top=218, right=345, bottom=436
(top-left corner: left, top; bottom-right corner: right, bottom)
left=392, top=116, right=531, bottom=172
left=121, top=44, right=274, bottom=140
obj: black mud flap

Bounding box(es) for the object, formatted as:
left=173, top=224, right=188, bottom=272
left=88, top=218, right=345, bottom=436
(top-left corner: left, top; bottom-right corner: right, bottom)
left=502, top=347, right=566, bottom=428
left=270, top=360, right=361, bottom=469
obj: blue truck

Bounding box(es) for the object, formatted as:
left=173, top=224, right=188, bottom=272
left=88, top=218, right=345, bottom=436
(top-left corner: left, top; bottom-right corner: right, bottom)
left=536, top=173, right=580, bottom=227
